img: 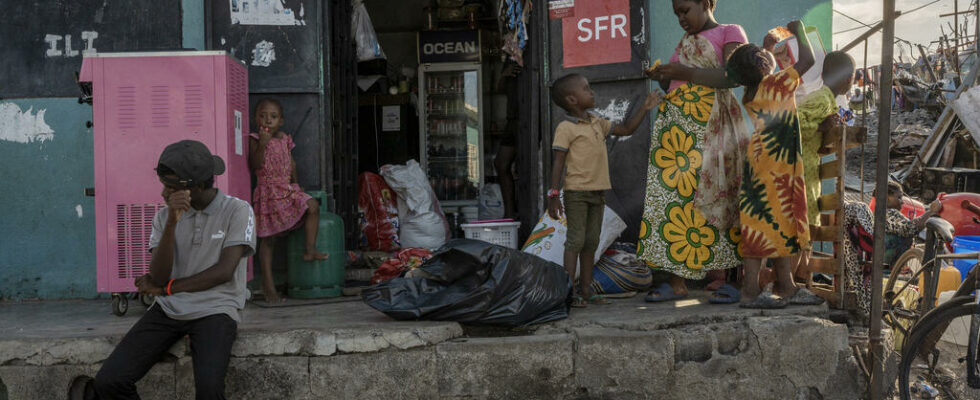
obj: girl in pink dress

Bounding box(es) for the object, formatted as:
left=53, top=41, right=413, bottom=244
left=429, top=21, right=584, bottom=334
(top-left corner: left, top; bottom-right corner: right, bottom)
left=250, top=99, right=328, bottom=303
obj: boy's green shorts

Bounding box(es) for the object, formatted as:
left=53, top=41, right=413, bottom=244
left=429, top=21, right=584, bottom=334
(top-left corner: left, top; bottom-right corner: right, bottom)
left=563, top=190, right=605, bottom=253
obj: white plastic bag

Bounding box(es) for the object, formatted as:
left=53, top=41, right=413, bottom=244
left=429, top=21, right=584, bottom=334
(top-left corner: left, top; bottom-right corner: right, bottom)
left=521, top=193, right=627, bottom=275
left=380, top=160, right=449, bottom=250
left=478, top=183, right=505, bottom=220
left=352, top=0, right=386, bottom=62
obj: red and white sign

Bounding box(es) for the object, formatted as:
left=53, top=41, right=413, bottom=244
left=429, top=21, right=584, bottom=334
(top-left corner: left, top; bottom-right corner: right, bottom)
left=562, top=0, right=630, bottom=68
left=549, top=0, right=575, bottom=20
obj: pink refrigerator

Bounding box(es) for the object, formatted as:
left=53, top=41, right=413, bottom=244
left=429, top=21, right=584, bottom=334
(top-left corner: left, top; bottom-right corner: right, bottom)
left=80, top=51, right=252, bottom=315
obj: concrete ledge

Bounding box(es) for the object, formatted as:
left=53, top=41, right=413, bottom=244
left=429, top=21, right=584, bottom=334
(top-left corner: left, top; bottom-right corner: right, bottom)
left=0, top=294, right=865, bottom=399
left=311, top=349, right=439, bottom=399
left=436, top=334, right=575, bottom=399
left=572, top=328, right=674, bottom=398
left=0, top=300, right=464, bottom=366
left=0, top=362, right=173, bottom=400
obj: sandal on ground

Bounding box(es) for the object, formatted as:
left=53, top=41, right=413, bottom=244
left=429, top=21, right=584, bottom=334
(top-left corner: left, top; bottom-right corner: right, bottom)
left=586, top=294, right=611, bottom=305
left=787, top=287, right=825, bottom=306
left=644, top=283, right=687, bottom=303
left=739, top=290, right=788, bottom=309
left=571, top=295, right=587, bottom=308
left=708, top=284, right=741, bottom=304
left=705, top=279, right=727, bottom=291
left=601, top=291, right=637, bottom=299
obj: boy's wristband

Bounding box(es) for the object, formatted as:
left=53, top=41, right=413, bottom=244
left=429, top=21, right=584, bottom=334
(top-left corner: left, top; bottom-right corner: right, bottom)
left=166, top=279, right=175, bottom=296
left=547, top=189, right=560, bottom=198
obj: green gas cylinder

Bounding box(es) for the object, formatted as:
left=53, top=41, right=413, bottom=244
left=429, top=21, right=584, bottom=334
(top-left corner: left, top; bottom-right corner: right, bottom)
left=287, top=191, right=345, bottom=298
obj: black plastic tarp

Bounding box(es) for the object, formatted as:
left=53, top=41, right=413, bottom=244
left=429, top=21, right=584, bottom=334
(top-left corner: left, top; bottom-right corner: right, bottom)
left=361, top=239, right=572, bottom=327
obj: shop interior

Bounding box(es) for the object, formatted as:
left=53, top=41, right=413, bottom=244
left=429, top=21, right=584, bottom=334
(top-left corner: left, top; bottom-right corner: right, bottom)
left=356, top=0, right=524, bottom=231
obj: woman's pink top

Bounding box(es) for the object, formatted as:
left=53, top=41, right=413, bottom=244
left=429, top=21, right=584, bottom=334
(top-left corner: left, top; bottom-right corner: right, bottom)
left=668, top=24, right=748, bottom=92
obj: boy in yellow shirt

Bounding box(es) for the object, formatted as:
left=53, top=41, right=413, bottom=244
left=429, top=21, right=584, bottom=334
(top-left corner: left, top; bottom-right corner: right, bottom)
left=547, top=73, right=662, bottom=308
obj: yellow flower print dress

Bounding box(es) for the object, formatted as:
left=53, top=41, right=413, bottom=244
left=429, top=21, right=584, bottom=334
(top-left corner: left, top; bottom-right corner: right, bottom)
left=738, top=67, right=811, bottom=258
left=637, top=30, right=749, bottom=279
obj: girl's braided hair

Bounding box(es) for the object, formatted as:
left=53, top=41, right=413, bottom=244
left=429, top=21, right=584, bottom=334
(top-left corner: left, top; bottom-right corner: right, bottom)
left=725, top=43, right=773, bottom=87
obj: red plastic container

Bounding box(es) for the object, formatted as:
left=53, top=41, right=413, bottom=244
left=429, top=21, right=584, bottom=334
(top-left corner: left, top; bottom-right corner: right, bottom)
left=936, top=192, right=980, bottom=237
left=869, top=197, right=927, bottom=220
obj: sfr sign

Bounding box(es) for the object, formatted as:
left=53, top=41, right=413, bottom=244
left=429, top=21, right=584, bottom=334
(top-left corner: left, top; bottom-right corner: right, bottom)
left=562, top=0, right=630, bottom=68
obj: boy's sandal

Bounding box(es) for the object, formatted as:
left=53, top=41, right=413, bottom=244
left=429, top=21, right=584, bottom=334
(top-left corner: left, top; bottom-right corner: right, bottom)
left=571, top=295, right=587, bottom=308
left=586, top=294, right=611, bottom=305
left=708, top=284, right=741, bottom=304
left=739, top=290, right=788, bottom=309
left=787, top=288, right=826, bottom=305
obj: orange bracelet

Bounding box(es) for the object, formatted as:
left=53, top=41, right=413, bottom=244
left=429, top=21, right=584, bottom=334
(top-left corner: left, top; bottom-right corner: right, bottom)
left=166, top=279, right=175, bottom=296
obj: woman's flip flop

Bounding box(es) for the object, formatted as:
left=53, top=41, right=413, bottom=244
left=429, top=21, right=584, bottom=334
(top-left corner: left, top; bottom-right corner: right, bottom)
left=708, top=284, right=741, bottom=304
left=644, top=283, right=687, bottom=303
left=787, top=288, right=826, bottom=305
left=739, top=290, right=787, bottom=309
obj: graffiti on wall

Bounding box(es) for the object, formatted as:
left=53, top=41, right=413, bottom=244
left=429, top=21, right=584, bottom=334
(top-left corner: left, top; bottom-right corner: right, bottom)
left=231, top=0, right=306, bottom=26
left=43, top=31, right=98, bottom=58
left=0, top=103, right=55, bottom=143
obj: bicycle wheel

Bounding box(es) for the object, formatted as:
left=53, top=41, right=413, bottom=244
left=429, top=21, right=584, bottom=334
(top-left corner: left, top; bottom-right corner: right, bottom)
left=885, top=247, right=926, bottom=344
left=899, top=300, right=980, bottom=400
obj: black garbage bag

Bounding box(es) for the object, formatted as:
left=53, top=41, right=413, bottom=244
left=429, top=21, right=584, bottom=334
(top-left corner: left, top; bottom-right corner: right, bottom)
left=361, top=239, right=572, bottom=327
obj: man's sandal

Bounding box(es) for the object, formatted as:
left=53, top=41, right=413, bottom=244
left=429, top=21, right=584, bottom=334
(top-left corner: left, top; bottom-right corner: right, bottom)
left=571, top=295, right=588, bottom=308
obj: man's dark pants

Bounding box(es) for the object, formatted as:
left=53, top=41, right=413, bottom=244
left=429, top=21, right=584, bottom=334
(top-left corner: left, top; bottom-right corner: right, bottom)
left=94, top=306, right=237, bottom=400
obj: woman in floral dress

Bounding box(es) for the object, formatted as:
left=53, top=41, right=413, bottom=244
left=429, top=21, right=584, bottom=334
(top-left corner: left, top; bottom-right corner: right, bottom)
left=638, top=0, right=750, bottom=302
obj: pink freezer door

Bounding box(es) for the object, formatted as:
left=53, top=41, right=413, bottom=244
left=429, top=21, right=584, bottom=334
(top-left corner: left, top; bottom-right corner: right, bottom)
left=81, top=51, right=252, bottom=294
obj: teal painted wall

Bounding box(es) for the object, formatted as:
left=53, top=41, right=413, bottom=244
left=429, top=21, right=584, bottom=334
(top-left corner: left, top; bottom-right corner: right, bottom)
left=0, top=2, right=206, bottom=301
left=649, top=0, right=833, bottom=64
left=0, top=99, right=96, bottom=299
left=182, top=0, right=205, bottom=50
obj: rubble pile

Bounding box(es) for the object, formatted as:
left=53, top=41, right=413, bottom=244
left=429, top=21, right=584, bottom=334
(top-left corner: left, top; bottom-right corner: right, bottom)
left=844, top=109, right=938, bottom=192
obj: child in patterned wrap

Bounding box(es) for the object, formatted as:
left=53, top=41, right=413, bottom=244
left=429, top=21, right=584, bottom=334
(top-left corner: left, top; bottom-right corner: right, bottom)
left=726, top=21, right=824, bottom=308
left=249, top=98, right=329, bottom=303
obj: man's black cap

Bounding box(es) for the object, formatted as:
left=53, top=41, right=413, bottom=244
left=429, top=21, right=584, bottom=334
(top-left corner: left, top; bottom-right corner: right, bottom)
left=157, top=140, right=225, bottom=186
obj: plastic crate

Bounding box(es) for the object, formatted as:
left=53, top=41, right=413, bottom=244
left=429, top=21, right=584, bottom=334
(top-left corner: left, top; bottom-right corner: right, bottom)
left=461, top=222, right=522, bottom=249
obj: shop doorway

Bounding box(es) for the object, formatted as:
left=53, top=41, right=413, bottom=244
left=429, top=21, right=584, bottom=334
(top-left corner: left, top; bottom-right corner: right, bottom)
left=355, top=0, right=543, bottom=242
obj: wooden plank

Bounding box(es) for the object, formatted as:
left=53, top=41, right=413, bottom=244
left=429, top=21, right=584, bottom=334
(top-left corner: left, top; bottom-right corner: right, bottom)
left=807, top=256, right=839, bottom=274
left=820, top=213, right=835, bottom=226
left=810, top=225, right=839, bottom=242
left=809, top=286, right=841, bottom=307
left=821, top=126, right=868, bottom=152
left=819, top=160, right=841, bottom=179
left=818, top=193, right=840, bottom=211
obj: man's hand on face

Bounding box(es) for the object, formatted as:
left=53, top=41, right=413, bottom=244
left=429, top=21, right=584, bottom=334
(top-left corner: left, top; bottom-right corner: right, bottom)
left=167, top=190, right=192, bottom=222
left=135, top=274, right=164, bottom=296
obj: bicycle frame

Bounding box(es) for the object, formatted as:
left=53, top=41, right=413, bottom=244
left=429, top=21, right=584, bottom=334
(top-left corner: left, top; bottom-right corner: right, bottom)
left=969, top=261, right=980, bottom=388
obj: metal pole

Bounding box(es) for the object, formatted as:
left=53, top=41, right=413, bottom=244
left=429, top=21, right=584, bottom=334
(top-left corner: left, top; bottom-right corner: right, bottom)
left=870, top=0, right=896, bottom=399
left=917, top=44, right=940, bottom=83
left=861, top=39, right=868, bottom=201
left=956, top=0, right=961, bottom=61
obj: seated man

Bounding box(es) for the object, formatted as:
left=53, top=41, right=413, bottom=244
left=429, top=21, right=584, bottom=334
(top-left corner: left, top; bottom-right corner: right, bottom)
left=94, top=140, right=256, bottom=399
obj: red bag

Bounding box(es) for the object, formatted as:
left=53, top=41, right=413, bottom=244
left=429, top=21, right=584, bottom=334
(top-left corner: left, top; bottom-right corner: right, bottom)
left=358, top=172, right=401, bottom=252
left=369, top=248, right=433, bottom=284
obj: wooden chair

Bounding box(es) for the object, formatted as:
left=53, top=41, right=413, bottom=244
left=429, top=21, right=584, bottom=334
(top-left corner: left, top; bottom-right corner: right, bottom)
left=797, top=125, right=868, bottom=309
